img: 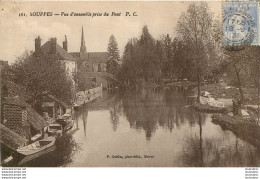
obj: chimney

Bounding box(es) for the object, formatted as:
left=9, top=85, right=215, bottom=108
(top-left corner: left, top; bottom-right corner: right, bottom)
left=35, top=36, right=41, bottom=54
left=50, top=37, right=57, bottom=54
left=63, top=35, right=68, bottom=51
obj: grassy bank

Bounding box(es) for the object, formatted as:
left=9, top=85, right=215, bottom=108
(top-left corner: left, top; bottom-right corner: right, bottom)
left=212, top=114, right=260, bottom=149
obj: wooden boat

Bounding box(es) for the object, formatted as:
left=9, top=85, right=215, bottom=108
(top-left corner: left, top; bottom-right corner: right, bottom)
left=2, top=155, right=13, bottom=165
left=56, top=114, right=74, bottom=132
left=17, top=136, right=56, bottom=156
left=18, top=145, right=56, bottom=165
left=48, top=123, right=63, bottom=137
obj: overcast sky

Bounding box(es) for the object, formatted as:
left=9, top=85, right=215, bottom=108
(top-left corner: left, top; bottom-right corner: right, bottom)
left=0, top=1, right=221, bottom=64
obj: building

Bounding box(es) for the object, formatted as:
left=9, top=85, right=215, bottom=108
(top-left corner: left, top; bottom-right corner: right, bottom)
left=80, top=71, right=121, bottom=90
left=0, top=60, right=8, bottom=71
left=34, top=36, right=77, bottom=80
left=69, top=27, right=121, bottom=90
left=1, top=124, right=28, bottom=150
left=3, top=96, right=49, bottom=143
left=41, top=94, right=72, bottom=122
left=1, top=81, right=49, bottom=143
left=70, top=27, right=108, bottom=72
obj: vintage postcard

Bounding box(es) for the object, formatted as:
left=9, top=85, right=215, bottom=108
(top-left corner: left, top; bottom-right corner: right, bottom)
left=0, top=1, right=260, bottom=169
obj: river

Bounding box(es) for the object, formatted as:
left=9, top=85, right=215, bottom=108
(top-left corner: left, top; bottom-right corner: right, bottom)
left=23, top=88, right=260, bottom=167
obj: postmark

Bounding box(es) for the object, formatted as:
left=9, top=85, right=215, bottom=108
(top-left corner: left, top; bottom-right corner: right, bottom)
left=222, top=2, right=259, bottom=46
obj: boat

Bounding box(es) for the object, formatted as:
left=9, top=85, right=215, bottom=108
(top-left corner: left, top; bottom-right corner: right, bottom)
left=18, top=145, right=56, bottom=165
left=2, top=155, right=13, bottom=165
left=56, top=113, right=74, bottom=132
left=47, top=123, right=63, bottom=137
left=17, top=136, right=56, bottom=156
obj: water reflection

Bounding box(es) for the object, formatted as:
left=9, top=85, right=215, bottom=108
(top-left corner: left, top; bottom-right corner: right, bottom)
left=178, top=113, right=259, bottom=167
left=109, top=105, right=120, bottom=131
left=16, top=89, right=260, bottom=167
left=122, top=89, right=205, bottom=140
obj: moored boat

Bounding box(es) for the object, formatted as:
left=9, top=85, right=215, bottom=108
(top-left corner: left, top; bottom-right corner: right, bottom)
left=47, top=123, right=63, bottom=137
left=56, top=113, right=74, bottom=132
left=17, top=136, right=56, bottom=156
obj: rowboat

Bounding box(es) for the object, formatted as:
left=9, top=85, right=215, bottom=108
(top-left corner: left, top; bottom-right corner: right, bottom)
left=17, top=136, right=56, bottom=156
left=18, top=145, right=56, bottom=165
left=56, top=114, right=74, bottom=132
left=48, top=123, right=63, bottom=137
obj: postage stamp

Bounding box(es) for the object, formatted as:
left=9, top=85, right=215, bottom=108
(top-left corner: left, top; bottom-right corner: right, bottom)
left=222, top=2, right=259, bottom=46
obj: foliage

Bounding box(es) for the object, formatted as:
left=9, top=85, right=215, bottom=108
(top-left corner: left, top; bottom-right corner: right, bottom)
left=222, top=46, right=260, bottom=104
left=74, top=66, right=97, bottom=91
left=107, top=35, right=120, bottom=76
left=120, top=26, right=164, bottom=86
left=176, top=2, right=222, bottom=102
left=10, top=51, right=74, bottom=107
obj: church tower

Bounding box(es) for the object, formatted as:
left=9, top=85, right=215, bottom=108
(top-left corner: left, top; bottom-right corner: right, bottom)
left=80, top=26, right=87, bottom=59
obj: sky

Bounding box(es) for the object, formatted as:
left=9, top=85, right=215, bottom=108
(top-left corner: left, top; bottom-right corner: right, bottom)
left=0, top=1, right=221, bottom=64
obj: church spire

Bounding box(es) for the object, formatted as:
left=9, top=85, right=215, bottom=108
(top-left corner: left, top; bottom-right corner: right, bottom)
left=81, top=26, right=85, bottom=47
left=80, top=26, right=87, bottom=56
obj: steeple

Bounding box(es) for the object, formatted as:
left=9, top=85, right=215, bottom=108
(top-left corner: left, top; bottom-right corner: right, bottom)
left=80, top=26, right=87, bottom=56
left=63, top=35, right=68, bottom=51
left=81, top=27, right=85, bottom=47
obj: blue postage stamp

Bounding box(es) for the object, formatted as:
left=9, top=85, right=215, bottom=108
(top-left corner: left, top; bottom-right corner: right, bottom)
left=223, top=2, right=259, bottom=46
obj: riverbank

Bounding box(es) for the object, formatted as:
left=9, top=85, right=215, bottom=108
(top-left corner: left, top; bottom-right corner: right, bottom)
left=164, top=81, right=197, bottom=89
left=192, top=102, right=228, bottom=113
left=193, top=83, right=258, bottom=105
left=212, top=114, right=260, bottom=149
left=192, top=83, right=259, bottom=118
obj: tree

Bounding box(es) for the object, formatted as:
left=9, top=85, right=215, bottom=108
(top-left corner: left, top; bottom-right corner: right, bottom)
left=120, top=25, right=163, bottom=87
left=120, top=38, right=141, bottom=85
left=155, top=40, right=167, bottom=80
left=107, top=35, right=120, bottom=76
left=11, top=51, right=74, bottom=108
left=139, top=25, right=161, bottom=82
left=162, top=34, right=173, bottom=79
left=176, top=2, right=220, bottom=103
left=74, top=66, right=97, bottom=91
left=223, top=46, right=260, bottom=105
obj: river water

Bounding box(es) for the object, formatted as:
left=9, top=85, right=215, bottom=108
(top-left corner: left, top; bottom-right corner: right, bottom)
left=24, top=88, right=260, bottom=167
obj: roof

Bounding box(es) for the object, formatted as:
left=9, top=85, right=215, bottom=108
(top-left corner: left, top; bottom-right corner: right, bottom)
left=27, top=106, right=49, bottom=130
left=69, top=52, right=80, bottom=58
left=46, top=94, right=71, bottom=109
left=4, top=96, right=29, bottom=107
left=0, top=60, right=8, bottom=66
left=88, top=52, right=108, bottom=63
left=42, top=102, right=55, bottom=107
left=70, top=52, right=108, bottom=63
left=0, top=124, right=28, bottom=149
left=83, top=72, right=121, bottom=85
left=97, top=72, right=121, bottom=84
left=41, top=41, right=77, bottom=61
left=4, top=96, right=48, bottom=131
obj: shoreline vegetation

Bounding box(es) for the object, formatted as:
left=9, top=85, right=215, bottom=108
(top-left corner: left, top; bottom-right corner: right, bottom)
left=188, top=83, right=260, bottom=149
left=190, top=83, right=259, bottom=120
left=212, top=114, right=260, bottom=149
left=149, top=81, right=260, bottom=149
